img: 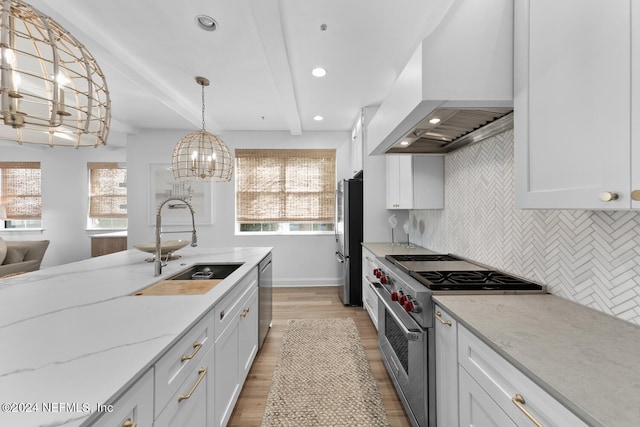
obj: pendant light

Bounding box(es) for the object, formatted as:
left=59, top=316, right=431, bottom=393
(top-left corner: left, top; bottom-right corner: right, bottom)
left=0, top=0, right=110, bottom=147
left=172, top=76, right=232, bottom=182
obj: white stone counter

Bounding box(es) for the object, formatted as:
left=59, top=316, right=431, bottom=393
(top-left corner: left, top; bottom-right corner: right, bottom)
left=0, top=246, right=271, bottom=426
left=433, top=294, right=640, bottom=427
left=362, top=242, right=440, bottom=258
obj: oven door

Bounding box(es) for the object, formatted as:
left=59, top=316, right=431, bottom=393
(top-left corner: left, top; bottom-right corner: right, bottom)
left=372, top=283, right=430, bottom=427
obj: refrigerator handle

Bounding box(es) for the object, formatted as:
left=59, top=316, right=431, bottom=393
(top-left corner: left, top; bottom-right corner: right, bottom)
left=335, top=252, right=345, bottom=263
left=334, top=188, right=339, bottom=242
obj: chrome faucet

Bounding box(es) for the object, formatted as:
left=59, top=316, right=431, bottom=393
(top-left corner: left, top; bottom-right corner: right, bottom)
left=155, top=196, right=198, bottom=276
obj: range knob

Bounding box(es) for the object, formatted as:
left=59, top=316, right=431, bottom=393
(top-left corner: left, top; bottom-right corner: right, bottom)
left=399, top=295, right=408, bottom=305
left=391, top=291, right=399, bottom=301
left=380, top=275, right=388, bottom=284
left=373, top=268, right=381, bottom=278
left=404, top=300, right=415, bottom=312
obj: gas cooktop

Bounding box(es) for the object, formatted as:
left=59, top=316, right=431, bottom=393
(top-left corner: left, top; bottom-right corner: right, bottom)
left=410, top=270, right=544, bottom=292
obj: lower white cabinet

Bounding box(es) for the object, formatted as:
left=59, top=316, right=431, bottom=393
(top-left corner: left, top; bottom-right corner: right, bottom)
left=92, top=368, right=154, bottom=427
left=213, top=272, right=259, bottom=427
left=361, top=247, right=379, bottom=329
left=154, top=346, right=214, bottom=427
left=457, top=325, right=588, bottom=427
left=434, top=305, right=458, bottom=427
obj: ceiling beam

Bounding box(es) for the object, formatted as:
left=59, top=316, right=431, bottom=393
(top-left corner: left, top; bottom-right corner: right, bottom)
left=247, top=0, right=302, bottom=135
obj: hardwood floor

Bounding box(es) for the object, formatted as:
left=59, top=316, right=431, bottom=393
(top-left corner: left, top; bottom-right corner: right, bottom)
left=228, top=286, right=411, bottom=427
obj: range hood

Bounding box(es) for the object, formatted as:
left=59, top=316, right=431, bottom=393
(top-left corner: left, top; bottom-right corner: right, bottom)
left=367, top=0, right=514, bottom=155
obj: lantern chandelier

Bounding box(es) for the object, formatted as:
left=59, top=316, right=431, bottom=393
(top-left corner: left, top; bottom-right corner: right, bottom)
left=0, top=0, right=110, bottom=147
left=172, top=76, right=232, bottom=182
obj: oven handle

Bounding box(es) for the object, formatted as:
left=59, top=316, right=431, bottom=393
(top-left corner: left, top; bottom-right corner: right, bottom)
left=371, top=283, right=423, bottom=341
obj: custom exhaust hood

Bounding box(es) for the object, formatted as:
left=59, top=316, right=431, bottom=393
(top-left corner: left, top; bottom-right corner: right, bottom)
left=367, top=0, right=514, bottom=155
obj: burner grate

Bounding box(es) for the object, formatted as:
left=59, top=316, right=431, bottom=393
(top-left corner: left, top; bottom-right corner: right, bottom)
left=410, top=270, right=543, bottom=291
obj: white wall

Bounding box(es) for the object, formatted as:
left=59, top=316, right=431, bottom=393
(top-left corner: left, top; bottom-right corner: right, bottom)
left=126, top=129, right=351, bottom=286
left=0, top=134, right=127, bottom=267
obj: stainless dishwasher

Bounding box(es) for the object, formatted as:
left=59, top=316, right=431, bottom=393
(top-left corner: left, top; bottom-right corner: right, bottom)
left=258, top=252, right=272, bottom=349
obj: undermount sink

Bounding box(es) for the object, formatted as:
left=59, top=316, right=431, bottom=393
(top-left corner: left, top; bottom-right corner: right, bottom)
left=131, top=263, right=244, bottom=296
left=167, top=263, right=244, bottom=280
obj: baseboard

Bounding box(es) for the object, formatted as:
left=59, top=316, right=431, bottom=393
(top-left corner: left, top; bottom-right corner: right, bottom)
left=273, top=278, right=341, bottom=288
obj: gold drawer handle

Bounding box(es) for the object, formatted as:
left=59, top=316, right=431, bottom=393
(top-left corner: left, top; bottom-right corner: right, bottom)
left=122, top=419, right=136, bottom=427
left=434, top=311, right=452, bottom=326
left=512, top=394, right=543, bottom=427
left=632, top=189, right=640, bottom=201
left=180, top=342, right=202, bottom=363
left=240, top=307, right=250, bottom=318
left=178, top=368, right=207, bottom=403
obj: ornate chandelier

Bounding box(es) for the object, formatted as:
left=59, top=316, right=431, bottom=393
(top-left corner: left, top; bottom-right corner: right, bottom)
left=172, top=76, right=232, bottom=182
left=0, top=0, right=110, bottom=147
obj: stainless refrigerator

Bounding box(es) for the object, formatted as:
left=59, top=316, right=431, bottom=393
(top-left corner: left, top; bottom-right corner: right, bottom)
left=335, top=175, right=363, bottom=306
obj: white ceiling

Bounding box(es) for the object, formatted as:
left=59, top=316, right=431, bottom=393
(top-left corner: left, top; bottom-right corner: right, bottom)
left=26, top=0, right=453, bottom=143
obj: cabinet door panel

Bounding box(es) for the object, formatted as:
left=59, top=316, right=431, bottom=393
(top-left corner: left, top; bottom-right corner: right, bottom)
left=515, top=0, right=630, bottom=209
left=459, top=368, right=518, bottom=427
left=238, top=288, right=259, bottom=381
left=214, top=317, right=241, bottom=427
left=435, top=306, right=458, bottom=427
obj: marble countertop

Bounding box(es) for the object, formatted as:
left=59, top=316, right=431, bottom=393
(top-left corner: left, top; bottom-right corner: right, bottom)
left=0, top=246, right=271, bottom=426
left=362, top=242, right=440, bottom=257
left=433, top=294, right=640, bottom=427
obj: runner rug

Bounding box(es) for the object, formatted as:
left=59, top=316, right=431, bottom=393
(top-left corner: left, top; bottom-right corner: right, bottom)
left=261, top=317, right=391, bottom=426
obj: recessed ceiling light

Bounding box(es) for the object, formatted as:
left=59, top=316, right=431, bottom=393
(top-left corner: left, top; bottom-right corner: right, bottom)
left=314, top=115, right=324, bottom=121
left=429, top=118, right=441, bottom=124
left=195, top=15, right=218, bottom=31
left=312, top=67, right=327, bottom=77
left=400, top=141, right=410, bottom=146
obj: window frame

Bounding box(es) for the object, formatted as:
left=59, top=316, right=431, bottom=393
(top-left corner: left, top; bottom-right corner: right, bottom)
left=87, top=162, right=128, bottom=230
left=0, top=162, right=42, bottom=230
left=234, top=149, right=336, bottom=235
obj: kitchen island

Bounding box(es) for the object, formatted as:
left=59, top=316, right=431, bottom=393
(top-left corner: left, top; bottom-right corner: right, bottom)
left=0, top=246, right=271, bottom=426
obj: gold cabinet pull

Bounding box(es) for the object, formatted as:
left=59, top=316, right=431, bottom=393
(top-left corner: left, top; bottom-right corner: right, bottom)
left=631, top=189, right=640, bottom=201
left=178, top=368, right=207, bottom=403
left=512, top=394, right=543, bottom=427
left=434, top=311, right=452, bottom=326
left=599, top=191, right=619, bottom=202
left=240, top=307, right=250, bottom=318
left=122, top=419, right=136, bottom=427
left=180, top=342, right=202, bottom=363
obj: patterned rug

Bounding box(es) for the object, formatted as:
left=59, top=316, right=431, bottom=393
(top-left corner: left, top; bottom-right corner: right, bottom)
left=261, top=317, right=391, bottom=427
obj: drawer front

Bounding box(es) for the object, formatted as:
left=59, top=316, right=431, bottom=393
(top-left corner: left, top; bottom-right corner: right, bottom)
left=93, top=368, right=154, bottom=427
left=155, top=308, right=215, bottom=417
left=459, top=367, right=517, bottom=427
left=214, top=267, right=258, bottom=339
left=458, top=325, right=588, bottom=427
left=155, top=345, right=213, bottom=427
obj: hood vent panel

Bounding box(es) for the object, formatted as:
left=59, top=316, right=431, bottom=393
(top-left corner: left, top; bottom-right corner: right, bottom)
left=386, top=108, right=513, bottom=154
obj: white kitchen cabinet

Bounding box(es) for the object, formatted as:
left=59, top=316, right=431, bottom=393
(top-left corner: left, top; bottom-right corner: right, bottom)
left=434, top=305, right=458, bottom=427
left=93, top=368, right=154, bottom=427
left=154, top=346, right=214, bottom=427
left=514, top=0, right=638, bottom=209
left=386, top=155, right=443, bottom=209
left=213, top=269, right=259, bottom=427
left=361, top=246, right=379, bottom=329
left=457, top=324, right=588, bottom=427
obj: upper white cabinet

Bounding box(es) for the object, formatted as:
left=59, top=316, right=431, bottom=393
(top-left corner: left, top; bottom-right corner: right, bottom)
left=514, top=0, right=639, bottom=209
left=386, top=155, right=444, bottom=209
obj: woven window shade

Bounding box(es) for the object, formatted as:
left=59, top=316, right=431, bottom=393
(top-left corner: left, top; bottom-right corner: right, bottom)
left=0, top=162, right=41, bottom=219
left=236, top=149, right=336, bottom=223
left=88, top=162, right=127, bottom=219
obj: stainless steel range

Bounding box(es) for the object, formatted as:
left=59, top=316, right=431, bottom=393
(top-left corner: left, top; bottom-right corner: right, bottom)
left=368, top=253, right=545, bottom=427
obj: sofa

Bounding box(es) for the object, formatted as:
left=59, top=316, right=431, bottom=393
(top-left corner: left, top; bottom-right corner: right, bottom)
left=0, top=239, right=50, bottom=278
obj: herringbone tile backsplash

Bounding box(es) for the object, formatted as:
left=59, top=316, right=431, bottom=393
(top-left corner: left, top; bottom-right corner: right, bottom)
left=410, top=130, right=640, bottom=325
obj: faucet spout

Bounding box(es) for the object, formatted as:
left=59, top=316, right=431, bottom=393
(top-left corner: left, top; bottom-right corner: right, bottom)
left=154, top=196, right=198, bottom=276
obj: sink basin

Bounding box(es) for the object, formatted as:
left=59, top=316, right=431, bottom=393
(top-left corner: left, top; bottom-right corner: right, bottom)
left=166, top=263, right=244, bottom=280
left=131, top=263, right=244, bottom=296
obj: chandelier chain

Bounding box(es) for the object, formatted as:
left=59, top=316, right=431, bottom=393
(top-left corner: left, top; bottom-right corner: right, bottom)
left=201, top=84, right=206, bottom=131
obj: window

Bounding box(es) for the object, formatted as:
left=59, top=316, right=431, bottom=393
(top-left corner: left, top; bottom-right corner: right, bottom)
left=0, top=162, right=42, bottom=229
left=88, top=162, right=127, bottom=229
left=235, top=149, right=336, bottom=234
